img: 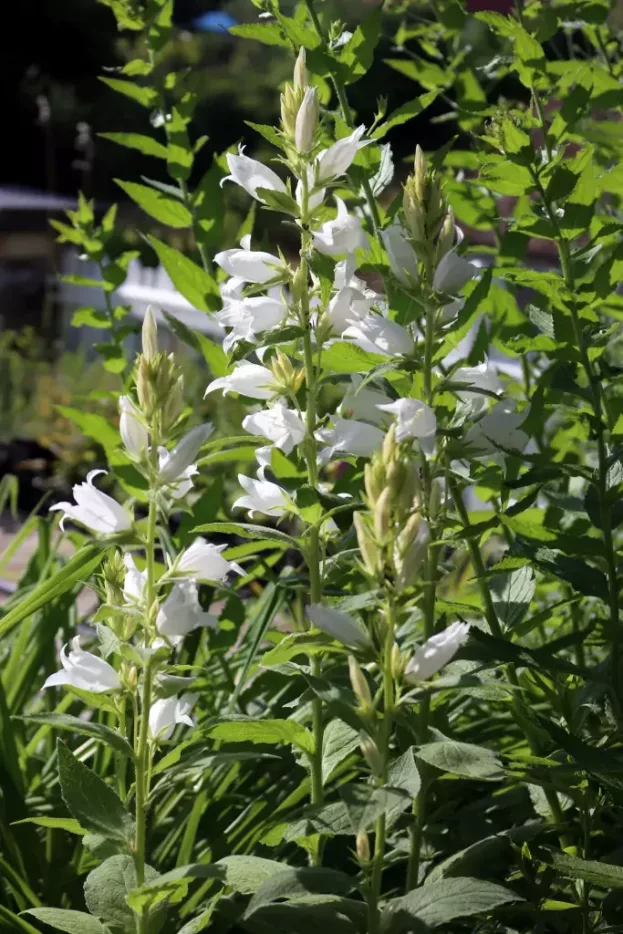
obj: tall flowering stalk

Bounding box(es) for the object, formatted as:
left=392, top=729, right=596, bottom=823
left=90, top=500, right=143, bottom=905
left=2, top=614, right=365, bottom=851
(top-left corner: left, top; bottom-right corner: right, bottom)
left=41, top=308, right=240, bottom=933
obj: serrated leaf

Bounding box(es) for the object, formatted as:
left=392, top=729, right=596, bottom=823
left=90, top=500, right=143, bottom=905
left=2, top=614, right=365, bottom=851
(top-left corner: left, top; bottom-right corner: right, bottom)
left=245, top=867, right=355, bottom=917
left=384, top=877, right=521, bottom=928
left=192, top=521, right=298, bottom=548
left=84, top=855, right=162, bottom=933
left=322, top=719, right=360, bottom=785
left=12, top=817, right=86, bottom=834
left=19, top=714, right=134, bottom=760
left=115, top=180, right=192, bottom=228
left=490, top=566, right=536, bottom=630
left=215, top=855, right=290, bottom=894
left=57, top=741, right=133, bottom=844
left=206, top=717, right=314, bottom=755
left=416, top=738, right=504, bottom=781
left=100, top=132, right=168, bottom=159
left=99, top=77, right=157, bottom=107
left=23, top=910, right=108, bottom=934
left=148, top=235, right=218, bottom=312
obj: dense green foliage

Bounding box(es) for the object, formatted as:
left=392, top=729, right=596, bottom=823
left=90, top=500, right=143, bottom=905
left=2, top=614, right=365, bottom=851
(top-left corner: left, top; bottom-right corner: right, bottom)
left=3, top=1, right=623, bottom=933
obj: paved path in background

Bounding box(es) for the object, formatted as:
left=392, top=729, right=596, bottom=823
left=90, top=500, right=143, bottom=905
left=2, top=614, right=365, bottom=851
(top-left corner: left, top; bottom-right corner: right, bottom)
left=0, top=521, right=97, bottom=614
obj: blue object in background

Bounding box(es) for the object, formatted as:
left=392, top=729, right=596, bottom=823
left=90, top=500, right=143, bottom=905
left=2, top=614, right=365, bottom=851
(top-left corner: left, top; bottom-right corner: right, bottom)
left=193, top=10, right=237, bottom=32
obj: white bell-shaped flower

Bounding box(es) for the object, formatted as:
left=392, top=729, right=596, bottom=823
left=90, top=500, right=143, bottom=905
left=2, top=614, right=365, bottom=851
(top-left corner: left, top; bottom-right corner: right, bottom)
left=433, top=250, right=477, bottom=294
left=217, top=291, right=288, bottom=352
left=149, top=693, right=198, bottom=742
left=405, top=622, right=470, bottom=682
left=156, top=580, right=218, bottom=646
left=312, top=198, right=368, bottom=257
left=377, top=398, right=437, bottom=455
left=343, top=314, right=414, bottom=358
left=215, top=236, right=287, bottom=284
left=382, top=221, right=419, bottom=285
left=326, top=286, right=374, bottom=335
left=307, top=604, right=368, bottom=647
left=158, top=424, right=213, bottom=486
left=123, top=554, right=146, bottom=604
left=339, top=375, right=392, bottom=425
left=222, top=146, right=287, bottom=202
left=242, top=404, right=306, bottom=455
left=316, top=417, right=384, bottom=462
left=233, top=475, right=293, bottom=518
left=465, top=402, right=529, bottom=457
left=42, top=636, right=121, bottom=693
left=50, top=470, right=132, bottom=534
left=177, top=538, right=243, bottom=582
left=314, top=126, right=368, bottom=184
left=205, top=362, right=279, bottom=401
left=452, top=361, right=501, bottom=414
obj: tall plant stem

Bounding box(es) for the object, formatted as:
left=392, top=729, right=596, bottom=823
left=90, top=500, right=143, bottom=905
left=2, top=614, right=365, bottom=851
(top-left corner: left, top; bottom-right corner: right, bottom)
left=447, top=477, right=570, bottom=842
left=299, top=173, right=325, bottom=862
left=407, top=295, right=438, bottom=890
left=134, top=495, right=157, bottom=933
left=303, top=0, right=382, bottom=240
left=368, top=600, right=396, bottom=934
left=528, top=142, right=620, bottom=690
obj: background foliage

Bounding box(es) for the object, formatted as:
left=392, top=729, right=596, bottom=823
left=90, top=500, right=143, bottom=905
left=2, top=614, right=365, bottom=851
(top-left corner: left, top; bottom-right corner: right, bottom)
left=4, top=1, right=623, bottom=933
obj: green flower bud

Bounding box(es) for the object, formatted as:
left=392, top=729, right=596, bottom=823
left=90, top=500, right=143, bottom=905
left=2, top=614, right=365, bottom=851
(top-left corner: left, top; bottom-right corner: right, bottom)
left=294, top=47, right=308, bottom=91
left=354, top=512, right=380, bottom=578
left=374, top=487, right=393, bottom=541
left=356, top=830, right=371, bottom=864
left=141, top=305, right=158, bottom=362
left=348, top=655, right=372, bottom=710
left=360, top=732, right=383, bottom=776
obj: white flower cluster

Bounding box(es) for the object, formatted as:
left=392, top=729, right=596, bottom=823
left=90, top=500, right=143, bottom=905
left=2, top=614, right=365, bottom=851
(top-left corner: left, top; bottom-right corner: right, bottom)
left=43, top=309, right=243, bottom=742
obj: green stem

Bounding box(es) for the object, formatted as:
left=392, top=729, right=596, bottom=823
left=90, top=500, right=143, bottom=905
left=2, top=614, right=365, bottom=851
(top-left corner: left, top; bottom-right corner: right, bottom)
left=134, top=495, right=158, bottom=933
left=299, top=169, right=325, bottom=863
left=368, top=600, right=396, bottom=934
left=406, top=297, right=438, bottom=890
left=303, top=0, right=382, bottom=239
left=116, top=697, right=127, bottom=800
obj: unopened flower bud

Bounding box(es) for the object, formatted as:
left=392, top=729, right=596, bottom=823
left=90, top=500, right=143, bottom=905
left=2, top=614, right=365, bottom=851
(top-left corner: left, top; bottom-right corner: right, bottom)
left=382, top=424, right=398, bottom=466
left=437, top=208, right=455, bottom=261
left=281, top=84, right=300, bottom=140
left=102, top=551, right=125, bottom=605
left=414, top=144, right=428, bottom=202
left=295, top=86, right=319, bottom=153
left=374, top=487, right=393, bottom=541
left=123, top=664, right=138, bottom=692
left=270, top=349, right=304, bottom=395
left=397, top=461, right=421, bottom=516
left=294, top=47, right=308, bottom=90
left=354, top=511, right=380, bottom=577
left=360, top=732, right=383, bottom=776
left=142, top=305, right=158, bottom=362
left=162, top=375, right=184, bottom=431
left=394, top=515, right=430, bottom=592
left=291, top=262, right=308, bottom=304
left=364, top=461, right=385, bottom=505
left=390, top=642, right=403, bottom=679
left=348, top=655, right=372, bottom=710
left=356, top=831, right=371, bottom=864
left=429, top=477, right=443, bottom=520
left=386, top=460, right=406, bottom=502
left=403, top=181, right=426, bottom=243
